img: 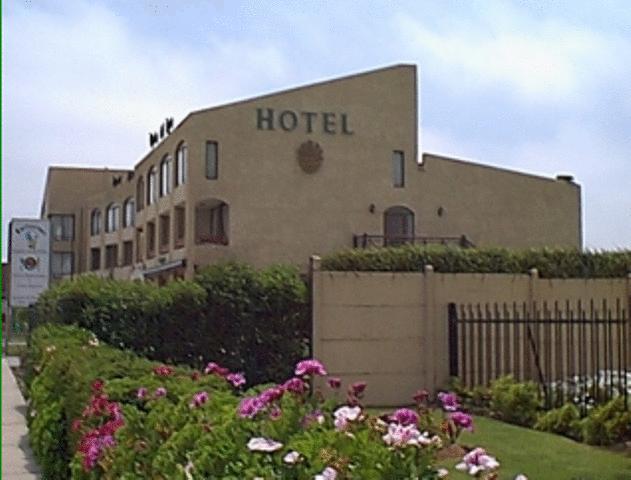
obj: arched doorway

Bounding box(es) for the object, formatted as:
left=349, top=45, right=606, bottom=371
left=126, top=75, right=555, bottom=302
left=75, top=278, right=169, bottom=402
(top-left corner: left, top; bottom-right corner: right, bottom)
left=384, top=206, right=415, bottom=246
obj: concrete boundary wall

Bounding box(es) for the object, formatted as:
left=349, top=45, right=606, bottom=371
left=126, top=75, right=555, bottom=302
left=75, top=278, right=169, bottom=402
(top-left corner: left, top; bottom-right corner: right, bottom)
left=311, top=257, right=631, bottom=406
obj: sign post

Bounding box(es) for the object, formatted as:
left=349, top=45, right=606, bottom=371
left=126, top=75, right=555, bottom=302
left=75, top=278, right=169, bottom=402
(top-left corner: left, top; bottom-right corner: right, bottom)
left=6, top=218, right=50, bottom=351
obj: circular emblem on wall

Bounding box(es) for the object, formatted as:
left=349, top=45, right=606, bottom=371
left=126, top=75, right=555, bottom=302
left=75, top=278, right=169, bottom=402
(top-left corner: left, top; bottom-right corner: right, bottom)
left=296, top=140, right=323, bottom=174
left=21, top=256, right=39, bottom=271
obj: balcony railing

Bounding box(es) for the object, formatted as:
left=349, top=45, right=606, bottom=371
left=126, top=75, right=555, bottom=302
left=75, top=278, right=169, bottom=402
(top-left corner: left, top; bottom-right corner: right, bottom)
left=353, top=234, right=475, bottom=249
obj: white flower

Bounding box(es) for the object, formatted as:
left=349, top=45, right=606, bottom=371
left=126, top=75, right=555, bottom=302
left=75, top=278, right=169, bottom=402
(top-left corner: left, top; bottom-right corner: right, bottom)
left=45, top=345, right=56, bottom=353
left=88, top=337, right=100, bottom=347
left=437, top=468, right=449, bottom=478
left=455, top=447, right=500, bottom=476
left=333, top=405, right=362, bottom=431
left=514, top=475, right=528, bottom=480
left=283, top=450, right=301, bottom=464
left=247, top=437, right=283, bottom=453
left=382, top=423, right=428, bottom=448
left=183, top=460, right=194, bottom=480
left=314, top=467, right=338, bottom=480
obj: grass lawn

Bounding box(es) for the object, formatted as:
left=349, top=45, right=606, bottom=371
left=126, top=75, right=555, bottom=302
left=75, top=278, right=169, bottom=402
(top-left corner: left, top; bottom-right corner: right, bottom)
left=438, top=415, right=631, bottom=480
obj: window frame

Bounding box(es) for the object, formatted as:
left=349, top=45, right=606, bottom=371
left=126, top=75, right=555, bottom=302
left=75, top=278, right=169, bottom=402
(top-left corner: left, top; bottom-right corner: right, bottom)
left=51, top=252, right=73, bottom=278
left=392, top=150, right=405, bottom=188
left=160, top=155, right=172, bottom=197
left=147, top=167, right=157, bottom=205
left=175, top=142, right=188, bottom=186
left=49, top=214, right=74, bottom=241
left=105, top=203, right=121, bottom=233
left=90, top=209, right=101, bottom=236
left=205, top=141, right=218, bottom=180
left=123, top=198, right=135, bottom=228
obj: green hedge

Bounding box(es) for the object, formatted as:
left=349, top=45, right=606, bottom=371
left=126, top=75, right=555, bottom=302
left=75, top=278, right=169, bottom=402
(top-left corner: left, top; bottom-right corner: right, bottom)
left=321, top=245, right=631, bottom=277
left=32, top=263, right=309, bottom=385
left=28, top=325, right=445, bottom=479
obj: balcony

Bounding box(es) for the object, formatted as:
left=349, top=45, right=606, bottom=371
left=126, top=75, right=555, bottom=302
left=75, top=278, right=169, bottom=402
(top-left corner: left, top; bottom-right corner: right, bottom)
left=353, top=234, right=475, bottom=249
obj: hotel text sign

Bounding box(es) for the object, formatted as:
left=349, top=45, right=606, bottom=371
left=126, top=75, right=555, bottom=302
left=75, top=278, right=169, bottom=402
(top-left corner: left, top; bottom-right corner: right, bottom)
left=256, top=108, right=353, bottom=135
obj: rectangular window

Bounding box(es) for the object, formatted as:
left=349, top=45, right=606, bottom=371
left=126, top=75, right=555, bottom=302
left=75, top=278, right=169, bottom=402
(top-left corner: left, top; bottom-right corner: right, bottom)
left=159, top=214, right=170, bottom=253
left=393, top=151, right=405, bottom=188
left=50, top=215, right=74, bottom=241
left=135, top=228, right=143, bottom=262
left=205, top=141, right=218, bottom=179
left=90, top=248, right=101, bottom=271
left=51, top=252, right=73, bottom=278
left=175, top=205, right=186, bottom=247
left=122, top=241, right=133, bottom=266
left=105, top=244, right=118, bottom=269
left=147, top=221, right=156, bottom=258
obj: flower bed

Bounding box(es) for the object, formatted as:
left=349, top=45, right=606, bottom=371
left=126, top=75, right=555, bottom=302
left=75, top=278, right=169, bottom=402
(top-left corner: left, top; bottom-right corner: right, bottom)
left=27, top=324, right=510, bottom=479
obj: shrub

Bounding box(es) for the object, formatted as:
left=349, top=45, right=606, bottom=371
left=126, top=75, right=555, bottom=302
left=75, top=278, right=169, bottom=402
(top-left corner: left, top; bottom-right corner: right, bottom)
left=578, top=397, right=631, bottom=446
left=534, top=403, right=581, bottom=439
left=321, top=245, right=631, bottom=278
left=489, top=375, right=541, bottom=427
left=32, top=263, right=310, bottom=385
left=28, top=324, right=482, bottom=480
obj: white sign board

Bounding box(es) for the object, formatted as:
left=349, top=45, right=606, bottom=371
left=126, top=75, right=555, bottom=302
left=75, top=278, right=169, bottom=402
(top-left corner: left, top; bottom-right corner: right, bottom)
left=9, top=218, right=50, bottom=307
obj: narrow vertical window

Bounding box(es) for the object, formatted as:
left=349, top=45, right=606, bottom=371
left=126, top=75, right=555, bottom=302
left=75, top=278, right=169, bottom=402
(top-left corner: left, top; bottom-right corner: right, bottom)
left=160, top=155, right=172, bottom=196
left=148, top=167, right=157, bottom=205
left=205, top=141, right=218, bottom=180
left=393, top=151, right=404, bottom=188
left=175, top=142, right=188, bottom=186
left=136, top=177, right=145, bottom=211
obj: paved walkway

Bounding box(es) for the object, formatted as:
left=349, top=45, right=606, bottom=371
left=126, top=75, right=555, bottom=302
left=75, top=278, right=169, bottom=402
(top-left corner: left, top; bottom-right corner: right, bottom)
left=2, top=357, right=41, bottom=479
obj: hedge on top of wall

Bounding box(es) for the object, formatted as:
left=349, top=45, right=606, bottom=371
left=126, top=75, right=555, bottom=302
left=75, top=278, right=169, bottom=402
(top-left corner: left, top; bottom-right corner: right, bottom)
left=320, top=245, right=631, bottom=278
left=31, top=263, right=309, bottom=386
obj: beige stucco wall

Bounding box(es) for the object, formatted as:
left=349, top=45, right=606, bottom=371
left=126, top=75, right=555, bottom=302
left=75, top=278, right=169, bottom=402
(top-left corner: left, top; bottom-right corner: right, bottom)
left=312, top=264, right=630, bottom=406
left=39, top=64, right=582, bottom=281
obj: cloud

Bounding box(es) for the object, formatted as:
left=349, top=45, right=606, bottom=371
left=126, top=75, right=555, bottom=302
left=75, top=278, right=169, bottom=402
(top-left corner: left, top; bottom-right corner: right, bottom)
left=395, top=5, right=623, bottom=104
left=2, top=0, right=289, bottom=259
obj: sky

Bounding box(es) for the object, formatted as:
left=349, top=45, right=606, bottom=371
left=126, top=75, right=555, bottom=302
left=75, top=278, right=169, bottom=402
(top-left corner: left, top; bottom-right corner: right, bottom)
left=2, top=0, right=630, bottom=259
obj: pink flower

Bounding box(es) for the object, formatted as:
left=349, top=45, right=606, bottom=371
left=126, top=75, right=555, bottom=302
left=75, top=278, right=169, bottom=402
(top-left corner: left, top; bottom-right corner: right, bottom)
left=283, top=377, right=307, bottom=395
left=190, top=391, right=209, bottom=408
left=450, top=411, right=474, bottom=431
left=136, top=387, right=147, bottom=400
left=203, top=362, right=221, bottom=375
left=350, top=381, right=367, bottom=396
left=301, top=409, right=325, bottom=428
left=390, top=408, right=419, bottom=426
left=269, top=406, right=282, bottom=420
left=455, top=447, right=500, bottom=476
left=295, top=359, right=327, bottom=376
left=154, top=387, right=167, bottom=398
left=437, top=392, right=460, bottom=412
left=328, top=377, right=342, bottom=389
left=153, top=365, right=173, bottom=377
left=91, top=379, right=105, bottom=393
left=238, top=396, right=264, bottom=419
left=226, top=373, right=246, bottom=388
left=246, top=437, right=283, bottom=452
left=259, top=386, right=284, bottom=404
left=334, top=405, right=362, bottom=431
left=413, top=389, right=429, bottom=405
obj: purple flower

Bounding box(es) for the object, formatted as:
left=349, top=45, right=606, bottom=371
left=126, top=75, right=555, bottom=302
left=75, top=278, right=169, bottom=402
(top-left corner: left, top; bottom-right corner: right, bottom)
left=295, top=359, right=327, bottom=377
left=238, top=396, right=264, bottom=419
left=226, top=373, right=246, bottom=388
left=301, top=409, right=325, bottom=428
left=450, top=411, right=474, bottom=431
left=350, top=381, right=367, bottom=396
left=437, top=392, right=460, bottom=412
left=283, top=377, right=307, bottom=395
left=259, top=386, right=284, bottom=404
left=389, top=408, right=419, bottom=426
left=455, top=447, right=499, bottom=476
left=154, top=387, right=167, bottom=398
left=269, top=406, right=282, bottom=420
left=413, top=389, right=429, bottom=405
left=190, top=391, right=209, bottom=408
left=328, top=377, right=342, bottom=389
left=204, top=362, right=220, bottom=375
left=136, top=387, right=147, bottom=400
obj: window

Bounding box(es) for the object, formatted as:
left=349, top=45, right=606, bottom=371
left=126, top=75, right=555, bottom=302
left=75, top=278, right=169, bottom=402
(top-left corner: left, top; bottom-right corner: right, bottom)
left=90, top=248, right=101, bottom=271
left=159, top=214, right=170, bottom=253
left=105, top=244, right=118, bottom=269
left=50, top=215, right=74, bottom=241
left=51, top=252, right=73, bottom=278
left=384, top=206, right=415, bottom=246
left=135, top=228, right=143, bottom=262
left=174, top=205, right=186, bottom=247
left=393, top=150, right=405, bottom=188
left=90, top=209, right=101, bottom=236
left=175, top=142, right=188, bottom=186
left=205, top=141, right=218, bottom=179
left=136, top=176, right=145, bottom=211
left=122, top=241, right=133, bottom=266
left=105, top=204, right=121, bottom=233
left=160, top=155, right=172, bottom=197
left=146, top=221, right=156, bottom=258
left=195, top=201, right=228, bottom=245
left=123, top=198, right=135, bottom=228
left=147, top=167, right=157, bottom=205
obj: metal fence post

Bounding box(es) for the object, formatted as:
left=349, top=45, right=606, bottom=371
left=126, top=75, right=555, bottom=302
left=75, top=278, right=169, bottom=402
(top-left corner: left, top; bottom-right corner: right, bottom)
left=448, top=303, right=459, bottom=378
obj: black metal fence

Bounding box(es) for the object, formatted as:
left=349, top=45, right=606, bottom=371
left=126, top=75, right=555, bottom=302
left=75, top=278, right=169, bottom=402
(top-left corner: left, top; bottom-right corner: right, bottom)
left=448, top=299, right=630, bottom=413
left=353, top=234, right=475, bottom=249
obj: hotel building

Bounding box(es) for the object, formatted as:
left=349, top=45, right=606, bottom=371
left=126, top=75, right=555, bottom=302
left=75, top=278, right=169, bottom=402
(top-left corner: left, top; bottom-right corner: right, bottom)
left=39, top=65, right=581, bottom=283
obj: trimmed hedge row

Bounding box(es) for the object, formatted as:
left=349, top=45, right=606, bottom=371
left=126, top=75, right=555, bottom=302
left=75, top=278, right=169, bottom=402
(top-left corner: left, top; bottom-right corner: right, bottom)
left=321, top=245, right=631, bottom=277
left=27, top=325, right=447, bottom=479
left=32, top=263, right=309, bottom=385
